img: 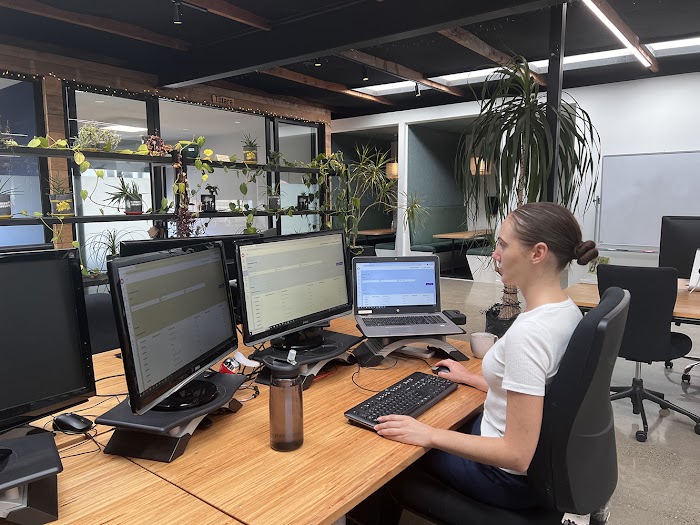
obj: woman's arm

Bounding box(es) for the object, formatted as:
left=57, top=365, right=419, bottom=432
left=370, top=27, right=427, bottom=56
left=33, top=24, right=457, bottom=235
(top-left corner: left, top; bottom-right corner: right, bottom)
left=375, top=391, right=543, bottom=473
left=434, top=359, right=489, bottom=392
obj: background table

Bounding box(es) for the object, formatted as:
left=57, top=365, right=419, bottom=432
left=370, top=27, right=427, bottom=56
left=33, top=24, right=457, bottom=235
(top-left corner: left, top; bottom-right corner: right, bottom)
left=432, top=229, right=492, bottom=276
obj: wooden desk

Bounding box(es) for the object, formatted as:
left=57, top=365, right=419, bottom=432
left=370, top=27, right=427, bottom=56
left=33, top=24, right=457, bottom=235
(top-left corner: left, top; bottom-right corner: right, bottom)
left=432, top=229, right=493, bottom=276
left=84, top=318, right=484, bottom=525
left=357, top=228, right=396, bottom=236
left=566, top=279, right=700, bottom=324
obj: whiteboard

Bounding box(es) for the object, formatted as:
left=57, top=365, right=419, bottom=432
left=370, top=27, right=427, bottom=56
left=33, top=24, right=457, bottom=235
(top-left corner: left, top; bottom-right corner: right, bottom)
left=598, top=151, right=700, bottom=249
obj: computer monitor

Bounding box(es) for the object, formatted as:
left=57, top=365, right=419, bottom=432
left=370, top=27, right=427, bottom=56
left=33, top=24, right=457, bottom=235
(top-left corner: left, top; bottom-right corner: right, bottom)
left=107, top=242, right=238, bottom=415
left=0, top=243, right=53, bottom=254
left=659, top=216, right=700, bottom=279
left=0, top=249, right=96, bottom=433
left=235, top=230, right=352, bottom=350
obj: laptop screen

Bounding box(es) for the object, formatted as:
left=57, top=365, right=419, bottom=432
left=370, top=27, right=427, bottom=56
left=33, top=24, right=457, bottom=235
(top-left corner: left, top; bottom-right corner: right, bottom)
left=355, top=259, right=438, bottom=309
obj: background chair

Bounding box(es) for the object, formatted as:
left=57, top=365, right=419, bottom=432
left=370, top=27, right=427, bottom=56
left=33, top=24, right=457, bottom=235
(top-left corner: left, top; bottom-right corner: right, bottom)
left=597, top=265, right=700, bottom=442
left=385, top=287, right=630, bottom=525
left=84, top=292, right=120, bottom=354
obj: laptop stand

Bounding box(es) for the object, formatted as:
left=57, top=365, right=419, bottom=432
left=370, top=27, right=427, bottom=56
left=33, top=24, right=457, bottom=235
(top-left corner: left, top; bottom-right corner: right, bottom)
left=353, top=336, right=469, bottom=367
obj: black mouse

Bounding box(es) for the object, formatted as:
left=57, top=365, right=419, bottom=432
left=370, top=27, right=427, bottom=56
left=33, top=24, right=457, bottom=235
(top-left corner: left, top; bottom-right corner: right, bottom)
left=53, top=413, right=93, bottom=434
left=431, top=366, right=450, bottom=375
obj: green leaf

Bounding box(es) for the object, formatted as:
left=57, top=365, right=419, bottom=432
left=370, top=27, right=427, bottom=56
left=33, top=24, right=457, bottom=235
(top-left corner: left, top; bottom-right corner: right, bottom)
left=203, top=163, right=213, bottom=173
left=95, top=169, right=105, bottom=179
left=74, top=152, right=85, bottom=165
left=195, top=158, right=203, bottom=170
left=80, top=189, right=88, bottom=201
left=137, top=144, right=148, bottom=152
left=39, top=137, right=48, bottom=148
left=196, top=136, right=205, bottom=148
left=27, top=137, right=41, bottom=148
left=240, top=183, right=248, bottom=195
left=79, top=161, right=90, bottom=173
left=33, top=211, right=42, bottom=217
left=99, top=208, right=104, bottom=215
left=71, top=240, right=80, bottom=248
left=55, top=139, right=68, bottom=148
left=287, top=208, right=293, bottom=217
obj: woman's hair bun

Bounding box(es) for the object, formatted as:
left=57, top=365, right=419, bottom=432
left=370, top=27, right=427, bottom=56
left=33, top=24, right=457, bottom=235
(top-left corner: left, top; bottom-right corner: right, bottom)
left=574, top=240, right=598, bottom=266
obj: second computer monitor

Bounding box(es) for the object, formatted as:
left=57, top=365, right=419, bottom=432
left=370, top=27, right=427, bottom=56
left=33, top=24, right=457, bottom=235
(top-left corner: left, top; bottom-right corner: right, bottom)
left=235, top=230, right=351, bottom=348
left=659, top=216, right=700, bottom=279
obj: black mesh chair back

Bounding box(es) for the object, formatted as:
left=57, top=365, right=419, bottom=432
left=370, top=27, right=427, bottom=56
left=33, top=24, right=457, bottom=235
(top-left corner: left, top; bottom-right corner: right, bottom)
left=597, top=265, right=676, bottom=363
left=528, top=287, right=630, bottom=515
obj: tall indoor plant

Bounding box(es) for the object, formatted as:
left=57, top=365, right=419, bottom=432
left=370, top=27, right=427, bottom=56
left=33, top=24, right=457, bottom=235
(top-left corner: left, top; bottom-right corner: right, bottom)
left=456, top=56, right=600, bottom=331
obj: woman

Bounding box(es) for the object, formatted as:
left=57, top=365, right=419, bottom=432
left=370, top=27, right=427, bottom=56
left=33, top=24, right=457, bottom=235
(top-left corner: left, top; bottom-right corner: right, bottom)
left=372, top=202, right=599, bottom=514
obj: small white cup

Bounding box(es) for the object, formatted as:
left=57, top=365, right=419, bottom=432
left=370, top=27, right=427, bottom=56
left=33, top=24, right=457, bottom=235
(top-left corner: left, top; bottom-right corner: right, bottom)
left=470, top=332, right=498, bottom=359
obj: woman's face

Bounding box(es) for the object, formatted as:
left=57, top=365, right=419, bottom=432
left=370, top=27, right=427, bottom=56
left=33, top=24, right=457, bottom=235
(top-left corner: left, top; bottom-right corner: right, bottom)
left=492, top=217, right=532, bottom=286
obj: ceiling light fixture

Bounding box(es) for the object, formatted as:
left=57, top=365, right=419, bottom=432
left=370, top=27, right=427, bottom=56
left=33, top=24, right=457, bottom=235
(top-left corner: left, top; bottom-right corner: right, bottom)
left=173, top=0, right=183, bottom=25
left=414, top=82, right=420, bottom=97
left=314, top=60, right=322, bottom=67
left=102, top=124, right=148, bottom=133
left=581, top=0, right=651, bottom=68
left=362, top=66, right=369, bottom=82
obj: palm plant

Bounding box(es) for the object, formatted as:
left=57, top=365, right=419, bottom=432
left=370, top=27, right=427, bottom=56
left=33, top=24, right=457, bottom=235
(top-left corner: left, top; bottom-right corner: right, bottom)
left=456, top=56, right=600, bottom=322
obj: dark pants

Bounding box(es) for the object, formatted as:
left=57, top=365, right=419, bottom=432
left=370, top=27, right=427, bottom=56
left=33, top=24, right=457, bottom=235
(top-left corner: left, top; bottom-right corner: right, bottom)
left=348, top=414, right=542, bottom=525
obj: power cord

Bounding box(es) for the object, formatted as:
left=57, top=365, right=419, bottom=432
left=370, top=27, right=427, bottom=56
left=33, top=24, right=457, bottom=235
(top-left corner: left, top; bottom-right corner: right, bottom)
left=350, top=357, right=399, bottom=393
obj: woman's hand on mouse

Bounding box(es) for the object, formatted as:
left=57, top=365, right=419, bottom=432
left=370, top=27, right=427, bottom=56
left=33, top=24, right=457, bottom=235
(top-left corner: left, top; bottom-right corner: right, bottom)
left=434, top=359, right=489, bottom=392
left=375, top=415, right=434, bottom=447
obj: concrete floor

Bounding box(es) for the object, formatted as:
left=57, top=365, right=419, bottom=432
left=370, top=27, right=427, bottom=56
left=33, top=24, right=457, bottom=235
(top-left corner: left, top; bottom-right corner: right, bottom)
left=401, top=278, right=700, bottom=525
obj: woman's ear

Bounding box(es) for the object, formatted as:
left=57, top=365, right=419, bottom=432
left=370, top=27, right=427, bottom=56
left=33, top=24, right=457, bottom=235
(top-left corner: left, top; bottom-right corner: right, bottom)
left=531, top=242, right=548, bottom=265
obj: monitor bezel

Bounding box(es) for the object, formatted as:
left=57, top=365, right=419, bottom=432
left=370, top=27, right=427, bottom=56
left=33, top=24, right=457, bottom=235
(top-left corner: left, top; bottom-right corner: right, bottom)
left=119, top=233, right=262, bottom=261
left=235, top=230, right=352, bottom=346
left=108, top=242, right=238, bottom=415
left=0, top=249, right=96, bottom=433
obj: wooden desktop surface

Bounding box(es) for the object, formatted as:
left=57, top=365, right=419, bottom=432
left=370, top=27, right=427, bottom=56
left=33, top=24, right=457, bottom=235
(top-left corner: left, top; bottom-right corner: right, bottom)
left=566, top=279, right=700, bottom=321
left=82, top=317, right=484, bottom=525
left=357, top=228, right=396, bottom=236
left=432, top=229, right=492, bottom=241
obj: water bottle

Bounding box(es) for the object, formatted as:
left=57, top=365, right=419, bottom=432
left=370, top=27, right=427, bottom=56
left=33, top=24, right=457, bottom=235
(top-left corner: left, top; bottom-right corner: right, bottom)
left=264, top=357, right=304, bottom=451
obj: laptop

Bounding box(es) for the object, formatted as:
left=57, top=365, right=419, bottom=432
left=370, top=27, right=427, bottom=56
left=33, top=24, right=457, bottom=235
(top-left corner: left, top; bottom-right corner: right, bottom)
left=688, top=249, right=700, bottom=293
left=352, top=255, right=464, bottom=338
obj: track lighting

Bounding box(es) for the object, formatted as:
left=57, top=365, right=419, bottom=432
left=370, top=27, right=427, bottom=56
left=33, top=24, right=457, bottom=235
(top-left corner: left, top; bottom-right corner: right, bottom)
left=173, top=0, right=183, bottom=24
left=362, top=66, right=369, bottom=82
left=414, top=82, right=421, bottom=97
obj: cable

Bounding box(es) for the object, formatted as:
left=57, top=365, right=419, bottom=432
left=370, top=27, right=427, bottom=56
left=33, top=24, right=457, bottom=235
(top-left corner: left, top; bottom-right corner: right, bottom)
left=350, top=357, right=399, bottom=393
left=95, top=374, right=125, bottom=383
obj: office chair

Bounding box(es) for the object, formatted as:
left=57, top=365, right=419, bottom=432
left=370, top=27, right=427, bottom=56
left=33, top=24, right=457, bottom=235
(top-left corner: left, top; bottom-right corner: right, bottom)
left=84, top=292, right=120, bottom=354
left=384, top=287, right=630, bottom=525
left=597, top=265, right=700, bottom=442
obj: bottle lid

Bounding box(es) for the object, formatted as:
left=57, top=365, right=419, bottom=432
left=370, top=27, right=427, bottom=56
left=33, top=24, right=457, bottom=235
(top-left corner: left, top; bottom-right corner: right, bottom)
left=263, top=356, right=300, bottom=379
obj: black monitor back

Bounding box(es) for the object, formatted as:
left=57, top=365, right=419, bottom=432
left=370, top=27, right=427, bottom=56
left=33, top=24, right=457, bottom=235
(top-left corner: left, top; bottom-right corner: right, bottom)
left=0, top=243, right=53, bottom=254
left=659, top=216, right=700, bottom=279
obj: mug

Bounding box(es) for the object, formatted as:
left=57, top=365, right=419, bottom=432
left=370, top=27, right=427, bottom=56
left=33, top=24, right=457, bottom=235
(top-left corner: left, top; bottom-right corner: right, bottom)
left=470, top=332, right=498, bottom=359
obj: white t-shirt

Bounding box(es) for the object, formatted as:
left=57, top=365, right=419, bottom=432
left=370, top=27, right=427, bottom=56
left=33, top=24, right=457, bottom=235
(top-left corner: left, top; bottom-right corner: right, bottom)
left=480, top=298, right=582, bottom=474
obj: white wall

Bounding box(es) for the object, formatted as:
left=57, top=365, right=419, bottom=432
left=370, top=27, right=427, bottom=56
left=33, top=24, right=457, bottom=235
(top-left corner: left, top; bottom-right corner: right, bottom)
left=333, top=72, right=700, bottom=281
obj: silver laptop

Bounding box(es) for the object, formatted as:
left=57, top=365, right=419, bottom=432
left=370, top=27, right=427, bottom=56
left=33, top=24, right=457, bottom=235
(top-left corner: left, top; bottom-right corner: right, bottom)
left=689, top=248, right=700, bottom=292
left=352, top=255, right=464, bottom=338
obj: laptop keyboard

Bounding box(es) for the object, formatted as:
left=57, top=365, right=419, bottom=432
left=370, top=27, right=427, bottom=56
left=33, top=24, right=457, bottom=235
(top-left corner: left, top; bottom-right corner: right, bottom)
left=363, top=315, right=444, bottom=327
left=344, top=371, right=457, bottom=429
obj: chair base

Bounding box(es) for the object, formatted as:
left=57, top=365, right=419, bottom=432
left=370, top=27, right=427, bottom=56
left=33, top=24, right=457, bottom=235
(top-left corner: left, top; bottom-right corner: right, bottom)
left=681, top=356, right=700, bottom=383
left=611, top=377, right=700, bottom=442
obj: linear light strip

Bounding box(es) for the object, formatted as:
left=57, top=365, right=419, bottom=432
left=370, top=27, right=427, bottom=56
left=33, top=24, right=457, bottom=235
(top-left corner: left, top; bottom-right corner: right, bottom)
left=581, top=0, right=651, bottom=68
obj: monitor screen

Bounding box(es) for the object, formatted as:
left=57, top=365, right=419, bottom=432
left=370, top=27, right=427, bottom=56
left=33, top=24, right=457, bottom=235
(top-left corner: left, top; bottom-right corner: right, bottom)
left=236, top=230, right=351, bottom=346
left=355, top=259, right=438, bottom=309
left=108, top=242, right=237, bottom=415
left=0, top=249, right=96, bottom=433
left=659, top=216, right=700, bottom=279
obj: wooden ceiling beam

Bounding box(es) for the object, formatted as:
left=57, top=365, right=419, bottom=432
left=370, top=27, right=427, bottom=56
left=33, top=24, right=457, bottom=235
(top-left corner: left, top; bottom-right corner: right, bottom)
left=183, top=0, right=271, bottom=31
left=583, top=0, right=659, bottom=72
left=261, top=67, right=393, bottom=106
left=0, top=0, right=189, bottom=51
left=438, top=27, right=547, bottom=86
left=337, top=49, right=464, bottom=97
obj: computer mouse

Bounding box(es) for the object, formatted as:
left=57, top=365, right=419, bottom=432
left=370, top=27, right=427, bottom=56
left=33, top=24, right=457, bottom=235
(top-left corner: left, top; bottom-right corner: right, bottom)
left=431, top=366, right=450, bottom=375
left=53, top=413, right=93, bottom=434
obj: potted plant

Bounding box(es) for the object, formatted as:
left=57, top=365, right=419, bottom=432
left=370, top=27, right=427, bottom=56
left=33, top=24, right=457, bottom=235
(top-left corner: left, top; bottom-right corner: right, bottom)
left=297, top=192, right=309, bottom=211
left=48, top=175, right=75, bottom=217
left=105, top=177, right=143, bottom=214
left=242, top=133, right=259, bottom=163
left=85, top=227, right=139, bottom=272
left=202, top=184, right=218, bottom=212
left=266, top=183, right=281, bottom=210
left=76, top=121, right=122, bottom=151
left=0, top=176, right=20, bottom=218
left=455, top=56, right=600, bottom=335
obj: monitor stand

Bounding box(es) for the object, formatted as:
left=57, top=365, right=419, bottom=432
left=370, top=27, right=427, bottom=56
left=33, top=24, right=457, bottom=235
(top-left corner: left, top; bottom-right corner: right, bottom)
left=253, top=328, right=363, bottom=390
left=352, top=336, right=470, bottom=367
left=0, top=428, right=62, bottom=525
left=95, top=372, right=246, bottom=463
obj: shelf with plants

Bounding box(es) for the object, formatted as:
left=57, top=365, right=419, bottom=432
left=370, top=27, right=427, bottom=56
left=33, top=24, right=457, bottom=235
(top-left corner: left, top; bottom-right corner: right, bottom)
left=0, top=145, right=175, bottom=165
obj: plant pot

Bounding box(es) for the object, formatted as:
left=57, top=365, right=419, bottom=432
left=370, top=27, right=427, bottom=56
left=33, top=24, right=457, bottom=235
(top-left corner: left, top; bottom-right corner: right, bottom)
left=267, top=195, right=281, bottom=210
left=484, top=306, right=518, bottom=338
left=346, top=245, right=375, bottom=282
left=180, top=143, right=199, bottom=159
left=201, top=194, right=216, bottom=212
left=297, top=195, right=309, bottom=211
left=243, top=147, right=258, bottom=163
left=124, top=198, right=143, bottom=215
left=49, top=193, right=74, bottom=217
left=0, top=194, right=11, bottom=218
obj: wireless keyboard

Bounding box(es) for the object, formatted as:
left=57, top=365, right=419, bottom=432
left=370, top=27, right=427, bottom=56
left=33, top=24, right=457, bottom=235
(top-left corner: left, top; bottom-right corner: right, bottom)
left=363, top=315, right=444, bottom=327
left=344, top=371, right=457, bottom=429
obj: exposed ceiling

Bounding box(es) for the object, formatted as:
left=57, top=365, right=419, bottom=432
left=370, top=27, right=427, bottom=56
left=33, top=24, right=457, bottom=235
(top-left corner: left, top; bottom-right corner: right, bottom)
left=0, top=0, right=698, bottom=120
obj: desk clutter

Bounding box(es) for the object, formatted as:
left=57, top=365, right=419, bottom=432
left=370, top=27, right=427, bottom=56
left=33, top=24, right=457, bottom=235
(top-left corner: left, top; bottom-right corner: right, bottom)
left=0, top=231, right=481, bottom=525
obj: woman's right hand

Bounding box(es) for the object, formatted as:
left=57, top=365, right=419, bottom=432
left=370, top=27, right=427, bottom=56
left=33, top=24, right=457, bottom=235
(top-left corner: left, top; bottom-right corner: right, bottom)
left=434, top=359, right=488, bottom=391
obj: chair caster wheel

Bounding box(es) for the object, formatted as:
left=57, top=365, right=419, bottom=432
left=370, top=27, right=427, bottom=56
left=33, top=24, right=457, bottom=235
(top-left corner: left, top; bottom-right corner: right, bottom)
left=682, top=374, right=691, bottom=383
left=695, top=424, right=700, bottom=436
left=635, top=431, right=647, bottom=442
left=665, top=360, right=673, bottom=369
